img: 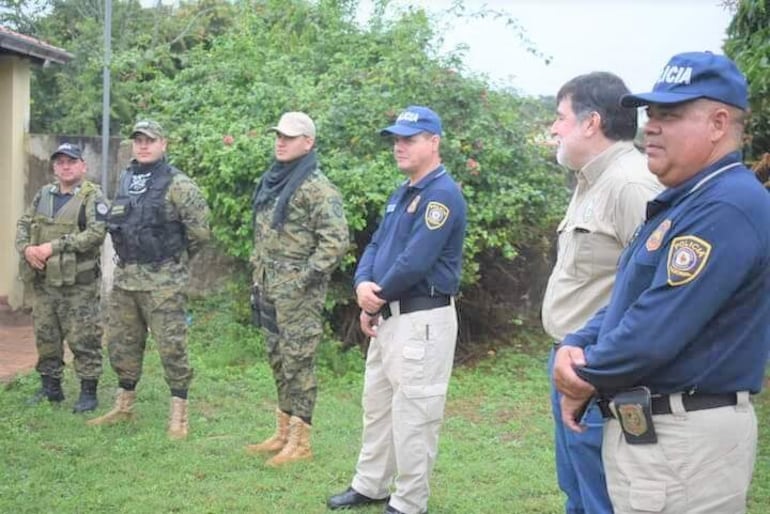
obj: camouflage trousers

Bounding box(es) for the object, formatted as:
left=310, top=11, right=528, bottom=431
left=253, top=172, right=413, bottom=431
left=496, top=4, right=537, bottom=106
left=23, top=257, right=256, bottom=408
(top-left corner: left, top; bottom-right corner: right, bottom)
left=30, top=281, right=103, bottom=380
left=258, top=280, right=326, bottom=419
left=105, top=286, right=193, bottom=391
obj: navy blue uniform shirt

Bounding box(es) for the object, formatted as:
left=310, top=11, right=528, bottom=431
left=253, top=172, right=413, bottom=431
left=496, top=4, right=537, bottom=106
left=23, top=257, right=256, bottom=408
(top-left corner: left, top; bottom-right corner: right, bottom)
left=354, top=165, right=467, bottom=301
left=564, top=152, right=770, bottom=395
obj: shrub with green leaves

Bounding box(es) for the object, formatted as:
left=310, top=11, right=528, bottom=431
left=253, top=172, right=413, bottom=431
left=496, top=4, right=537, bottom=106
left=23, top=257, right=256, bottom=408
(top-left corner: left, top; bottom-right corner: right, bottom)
left=143, top=0, right=567, bottom=344
left=724, top=0, right=770, bottom=160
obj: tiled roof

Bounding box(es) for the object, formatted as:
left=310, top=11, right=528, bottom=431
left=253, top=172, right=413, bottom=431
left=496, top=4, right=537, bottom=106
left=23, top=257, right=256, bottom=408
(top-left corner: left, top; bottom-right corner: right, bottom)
left=0, top=25, right=72, bottom=65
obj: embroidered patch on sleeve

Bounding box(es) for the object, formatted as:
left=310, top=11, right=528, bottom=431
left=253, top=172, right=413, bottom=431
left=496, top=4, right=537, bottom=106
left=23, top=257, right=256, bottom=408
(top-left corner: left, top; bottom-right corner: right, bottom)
left=424, top=201, right=449, bottom=230
left=646, top=219, right=671, bottom=252
left=667, top=235, right=712, bottom=286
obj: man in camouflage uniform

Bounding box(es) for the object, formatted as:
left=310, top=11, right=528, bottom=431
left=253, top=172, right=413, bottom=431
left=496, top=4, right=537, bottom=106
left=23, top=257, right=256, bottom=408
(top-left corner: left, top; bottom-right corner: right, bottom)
left=87, top=120, right=210, bottom=439
left=15, top=143, right=107, bottom=413
left=246, top=112, right=349, bottom=466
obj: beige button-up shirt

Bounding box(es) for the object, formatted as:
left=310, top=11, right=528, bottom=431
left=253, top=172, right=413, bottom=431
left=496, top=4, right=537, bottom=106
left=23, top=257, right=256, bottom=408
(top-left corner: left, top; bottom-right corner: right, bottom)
left=542, top=141, right=662, bottom=341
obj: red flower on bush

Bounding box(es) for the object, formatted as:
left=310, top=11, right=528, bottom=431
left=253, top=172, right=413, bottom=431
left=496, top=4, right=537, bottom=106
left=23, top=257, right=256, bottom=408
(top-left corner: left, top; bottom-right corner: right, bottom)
left=222, top=134, right=234, bottom=146
left=467, top=158, right=480, bottom=175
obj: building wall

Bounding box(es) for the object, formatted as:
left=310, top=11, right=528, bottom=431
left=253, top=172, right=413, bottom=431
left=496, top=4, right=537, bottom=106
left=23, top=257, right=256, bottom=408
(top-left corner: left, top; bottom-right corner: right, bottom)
left=0, top=55, right=30, bottom=308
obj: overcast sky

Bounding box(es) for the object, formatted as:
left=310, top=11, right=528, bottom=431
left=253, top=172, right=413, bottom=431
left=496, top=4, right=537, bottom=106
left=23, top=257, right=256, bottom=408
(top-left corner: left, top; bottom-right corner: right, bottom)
left=382, top=0, right=735, bottom=97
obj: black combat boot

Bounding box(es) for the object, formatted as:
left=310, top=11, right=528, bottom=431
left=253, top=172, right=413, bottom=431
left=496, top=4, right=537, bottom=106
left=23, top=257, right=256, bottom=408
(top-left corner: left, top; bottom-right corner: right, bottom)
left=27, top=375, right=65, bottom=405
left=43, top=375, right=64, bottom=403
left=73, top=379, right=98, bottom=413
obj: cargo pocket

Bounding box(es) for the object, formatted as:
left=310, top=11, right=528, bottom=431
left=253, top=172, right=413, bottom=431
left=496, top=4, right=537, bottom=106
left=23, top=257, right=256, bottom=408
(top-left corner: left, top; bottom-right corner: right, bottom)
left=629, top=479, right=666, bottom=512
left=402, top=383, right=449, bottom=423
left=60, top=252, right=77, bottom=286
left=401, top=343, right=425, bottom=383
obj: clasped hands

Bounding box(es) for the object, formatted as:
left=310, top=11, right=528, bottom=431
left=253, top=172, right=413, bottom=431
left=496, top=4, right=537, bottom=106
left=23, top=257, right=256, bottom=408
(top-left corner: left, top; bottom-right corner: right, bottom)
left=553, top=345, right=596, bottom=433
left=355, top=281, right=386, bottom=338
left=23, top=242, right=54, bottom=270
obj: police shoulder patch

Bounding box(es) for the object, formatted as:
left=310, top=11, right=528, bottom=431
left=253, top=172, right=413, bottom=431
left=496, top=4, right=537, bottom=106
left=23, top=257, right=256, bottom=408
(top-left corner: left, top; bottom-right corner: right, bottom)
left=667, top=235, right=712, bottom=286
left=424, top=201, right=449, bottom=230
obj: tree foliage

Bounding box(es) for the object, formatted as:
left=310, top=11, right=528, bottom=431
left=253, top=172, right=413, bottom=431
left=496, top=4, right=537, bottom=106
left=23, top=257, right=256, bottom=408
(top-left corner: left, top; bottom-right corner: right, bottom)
left=724, top=0, right=770, bottom=159
left=142, top=0, right=567, bottom=344
left=5, top=0, right=569, bottom=346
left=1, top=0, right=237, bottom=135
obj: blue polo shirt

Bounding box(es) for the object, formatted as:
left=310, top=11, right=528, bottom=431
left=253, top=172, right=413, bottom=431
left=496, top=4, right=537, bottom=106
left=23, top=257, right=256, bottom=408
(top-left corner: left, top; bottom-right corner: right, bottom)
left=564, top=152, right=770, bottom=395
left=354, top=165, right=467, bottom=301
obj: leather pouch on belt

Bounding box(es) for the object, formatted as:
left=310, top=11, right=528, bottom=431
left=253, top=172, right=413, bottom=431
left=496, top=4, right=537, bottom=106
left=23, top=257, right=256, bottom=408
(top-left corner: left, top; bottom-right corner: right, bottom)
left=611, top=386, right=657, bottom=445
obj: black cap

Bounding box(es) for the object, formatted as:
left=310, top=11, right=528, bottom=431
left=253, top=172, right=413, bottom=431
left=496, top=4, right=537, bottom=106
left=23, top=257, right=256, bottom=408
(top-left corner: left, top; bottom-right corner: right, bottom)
left=51, top=143, right=83, bottom=160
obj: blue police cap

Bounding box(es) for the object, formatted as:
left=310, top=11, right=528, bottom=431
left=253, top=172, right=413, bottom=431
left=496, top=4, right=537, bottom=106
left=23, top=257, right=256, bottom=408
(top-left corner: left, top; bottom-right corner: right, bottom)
left=380, top=106, right=442, bottom=137
left=621, top=51, right=748, bottom=110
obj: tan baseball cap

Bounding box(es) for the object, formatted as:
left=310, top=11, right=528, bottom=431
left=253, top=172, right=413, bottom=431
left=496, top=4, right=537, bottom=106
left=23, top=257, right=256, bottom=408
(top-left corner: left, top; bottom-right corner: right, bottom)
left=269, top=112, right=316, bottom=138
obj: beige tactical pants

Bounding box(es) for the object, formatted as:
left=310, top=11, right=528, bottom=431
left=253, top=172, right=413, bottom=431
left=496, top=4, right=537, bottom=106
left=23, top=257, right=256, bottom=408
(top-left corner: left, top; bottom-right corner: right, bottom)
left=603, top=391, right=757, bottom=513
left=351, top=300, right=457, bottom=514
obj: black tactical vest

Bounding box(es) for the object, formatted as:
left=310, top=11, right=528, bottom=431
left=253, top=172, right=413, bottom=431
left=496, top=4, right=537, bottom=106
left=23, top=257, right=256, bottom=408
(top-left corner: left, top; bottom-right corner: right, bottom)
left=108, top=162, right=187, bottom=265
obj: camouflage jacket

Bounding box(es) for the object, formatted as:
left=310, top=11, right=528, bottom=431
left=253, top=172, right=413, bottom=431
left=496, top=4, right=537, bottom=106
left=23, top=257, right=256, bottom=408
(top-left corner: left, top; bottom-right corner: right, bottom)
left=113, top=168, right=211, bottom=291
left=251, top=169, right=348, bottom=296
left=15, top=180, right=107, bottom=285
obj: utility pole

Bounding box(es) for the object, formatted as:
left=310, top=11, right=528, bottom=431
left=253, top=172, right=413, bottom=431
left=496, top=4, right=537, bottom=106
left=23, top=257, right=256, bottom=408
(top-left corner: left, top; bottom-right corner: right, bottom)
left=101, top=0, right=112, bottom=196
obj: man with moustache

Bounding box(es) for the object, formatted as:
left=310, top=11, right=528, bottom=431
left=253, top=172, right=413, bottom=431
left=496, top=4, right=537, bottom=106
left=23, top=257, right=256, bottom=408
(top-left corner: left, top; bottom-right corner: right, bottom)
left=554, top=52, right=770, bottom=513
left=88, top=120, right=210, bottom=439
left=543, top=72, right=661, bottom=514
left=16, top=143, right=107, bottom=412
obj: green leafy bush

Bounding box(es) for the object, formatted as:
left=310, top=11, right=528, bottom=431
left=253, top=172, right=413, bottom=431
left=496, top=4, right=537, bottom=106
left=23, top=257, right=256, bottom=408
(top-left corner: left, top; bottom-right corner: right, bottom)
left=14, top=0, right=569, bottom=347
left=724, top=0, right=770, bottom=160
left=144, top=0, right=567, bottom=345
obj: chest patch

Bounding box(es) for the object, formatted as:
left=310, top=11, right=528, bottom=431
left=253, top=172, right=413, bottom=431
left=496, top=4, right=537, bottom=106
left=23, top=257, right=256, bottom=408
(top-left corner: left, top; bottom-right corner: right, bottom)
left=667, top=235, right=712, bottom=286
left=646, top=219, right=672, bottom=252
left=424, top=201, right=449, bottom=230
left=129, top=172, right=151, bottom=195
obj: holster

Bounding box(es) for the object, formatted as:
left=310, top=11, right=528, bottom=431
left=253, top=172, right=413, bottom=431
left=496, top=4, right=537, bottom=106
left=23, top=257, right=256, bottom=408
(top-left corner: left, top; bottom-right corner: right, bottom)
left=250, top=284, right=262, bottom=328
left=611, top=386, right=658, bottom=445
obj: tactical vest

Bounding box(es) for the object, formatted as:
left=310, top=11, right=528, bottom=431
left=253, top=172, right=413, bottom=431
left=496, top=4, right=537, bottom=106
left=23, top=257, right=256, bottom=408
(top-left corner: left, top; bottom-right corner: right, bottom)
left=27, top=181, right=99, bottom=286
left=107, top=162, right=187, bottom=265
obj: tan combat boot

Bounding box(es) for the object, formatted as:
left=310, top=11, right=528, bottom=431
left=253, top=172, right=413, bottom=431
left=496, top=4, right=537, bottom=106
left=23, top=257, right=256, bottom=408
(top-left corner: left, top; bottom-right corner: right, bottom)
left=266, top=416, right=312, bottom=467
left=87, top=388, right=136, bottom=426
left=246, top=409, right=291, bottom=454
left=167, top=397, right=189, bottom=440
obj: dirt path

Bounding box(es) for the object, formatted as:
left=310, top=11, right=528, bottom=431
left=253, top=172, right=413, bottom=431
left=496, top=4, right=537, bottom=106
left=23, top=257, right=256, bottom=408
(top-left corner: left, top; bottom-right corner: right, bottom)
left=0, top=306, right=37, bottom=384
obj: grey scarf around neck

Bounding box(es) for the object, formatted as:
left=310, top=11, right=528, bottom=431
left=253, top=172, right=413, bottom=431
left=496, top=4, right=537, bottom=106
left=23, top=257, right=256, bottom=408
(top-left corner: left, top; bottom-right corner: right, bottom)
left=252, top=150, right=317, bottom=230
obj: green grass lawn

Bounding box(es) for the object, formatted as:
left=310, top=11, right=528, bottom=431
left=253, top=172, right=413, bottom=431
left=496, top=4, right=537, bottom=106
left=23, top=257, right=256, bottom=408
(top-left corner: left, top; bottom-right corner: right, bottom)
left=2, top=294, right=769, bottom=513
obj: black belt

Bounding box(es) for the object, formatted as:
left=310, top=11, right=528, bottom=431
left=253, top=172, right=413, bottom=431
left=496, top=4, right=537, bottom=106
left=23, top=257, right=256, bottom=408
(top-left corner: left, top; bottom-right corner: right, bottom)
left=598, top=392, right=738, bottom=418
left=381, top=295, right=451, bottom=320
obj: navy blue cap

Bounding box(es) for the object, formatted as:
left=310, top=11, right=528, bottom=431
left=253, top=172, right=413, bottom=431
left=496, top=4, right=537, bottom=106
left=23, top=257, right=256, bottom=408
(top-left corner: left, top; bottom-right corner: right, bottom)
left=621, top=51, right=748, bottom=110
left=51, top=142, right=83, bottom=160
left=380, top=106, right=442, bottom=136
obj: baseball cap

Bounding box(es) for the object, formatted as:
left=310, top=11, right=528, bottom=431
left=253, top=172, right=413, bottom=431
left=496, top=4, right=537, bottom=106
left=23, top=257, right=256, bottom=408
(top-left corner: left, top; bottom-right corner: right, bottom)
left=621, top=51, right=748, bottom=110
left=51, top=142, right=83, bottom=160
left=269, top=112, right=316, bottom=138
left=131, top=120, right=165, bottom=139
left=380, top=106, right=442, bottom=136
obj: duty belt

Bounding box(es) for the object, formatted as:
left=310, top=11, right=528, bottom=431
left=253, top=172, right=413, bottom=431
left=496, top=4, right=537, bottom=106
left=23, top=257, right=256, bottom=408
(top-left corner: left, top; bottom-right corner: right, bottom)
left=598, top=392, right=738, bottom=418
left=381, top=295, right=452, bottom=320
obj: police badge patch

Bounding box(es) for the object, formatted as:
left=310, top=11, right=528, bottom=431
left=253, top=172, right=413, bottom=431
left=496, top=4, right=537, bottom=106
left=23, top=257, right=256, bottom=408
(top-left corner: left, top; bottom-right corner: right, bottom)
left=667, top=235, right=712, bottom=286
left=424, top=201, right=449, bottom=230
left=618, top=404, right=648, bottom=437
